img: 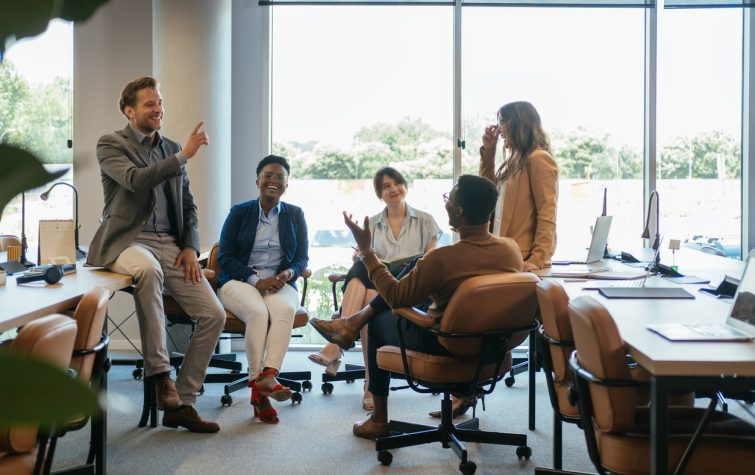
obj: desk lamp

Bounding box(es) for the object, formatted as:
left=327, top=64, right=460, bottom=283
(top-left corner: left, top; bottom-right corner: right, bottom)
left=40, top=181, right=86, bottom=260
left=0, top=192, right=36, bottom=272
left=641, top=189, right=660, bottom=270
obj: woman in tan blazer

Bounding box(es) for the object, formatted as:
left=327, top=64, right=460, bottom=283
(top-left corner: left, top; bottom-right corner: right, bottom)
left=480, top=101, right=558, bottom=271
left=435, top=101, right=558, bottom=419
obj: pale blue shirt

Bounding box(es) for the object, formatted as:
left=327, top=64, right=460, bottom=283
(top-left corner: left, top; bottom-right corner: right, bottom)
left=246, top=203, right=283, bottom=287
left=369, top=204, right=442, bottom=262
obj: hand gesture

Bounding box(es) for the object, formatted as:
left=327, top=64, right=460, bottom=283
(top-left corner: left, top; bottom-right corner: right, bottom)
left=183, top=121, right=209, bottom=159
left=343, top=211, right=371, bottom=254
left=256, top=277, right=285, bottom=293
left=481, top=124, right=499, bottom=153
left=174, top=248, right=202, bottom=284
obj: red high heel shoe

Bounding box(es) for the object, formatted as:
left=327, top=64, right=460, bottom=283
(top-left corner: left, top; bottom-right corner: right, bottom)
left=254, top=368, right=293, bottom=402
left=250, top=380, right=279, bottom=424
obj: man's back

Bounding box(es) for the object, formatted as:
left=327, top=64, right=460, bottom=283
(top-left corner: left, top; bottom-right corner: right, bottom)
left=365, top=223, right=523, bottom=322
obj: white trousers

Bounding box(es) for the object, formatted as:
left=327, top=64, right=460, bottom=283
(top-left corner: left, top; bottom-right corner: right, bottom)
left=218, top=280, right=298, bottom=379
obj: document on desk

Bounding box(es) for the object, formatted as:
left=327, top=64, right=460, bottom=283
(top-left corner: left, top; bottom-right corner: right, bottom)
left=38, top=219, right=75, bottom=265
left=535, top=264, right=611, bottom=279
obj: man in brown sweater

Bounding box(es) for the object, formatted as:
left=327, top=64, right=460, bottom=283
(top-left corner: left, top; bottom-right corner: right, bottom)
left=310, top=174, right=522, bottom=440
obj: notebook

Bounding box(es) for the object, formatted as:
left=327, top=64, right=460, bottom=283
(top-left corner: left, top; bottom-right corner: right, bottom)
left=553, top=216, right=612, bottom=265
left=646, top=249, right=755, bottom=342
left=38, top=219, right=76, bottom=265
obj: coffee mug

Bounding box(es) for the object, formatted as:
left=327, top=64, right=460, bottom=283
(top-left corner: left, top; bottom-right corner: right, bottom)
left=6, top=245, right=20, bottom=261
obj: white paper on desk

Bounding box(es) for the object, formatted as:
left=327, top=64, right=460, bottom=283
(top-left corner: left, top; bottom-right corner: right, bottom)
left=535, top=264, right=610, bottom=278
left=38, top=219, right=75, bottom=265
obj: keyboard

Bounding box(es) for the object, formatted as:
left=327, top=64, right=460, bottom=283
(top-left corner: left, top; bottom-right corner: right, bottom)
left=601, top=280, right=644, bottom=288
left=682, top=323, right=745, bottom=338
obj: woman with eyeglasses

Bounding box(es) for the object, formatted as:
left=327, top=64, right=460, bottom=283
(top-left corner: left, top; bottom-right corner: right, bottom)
left=216, top=154, right=308, bottom=424
left=433, top=101, right=559, bottom=419
left=308, top=166, right=441, bottom=410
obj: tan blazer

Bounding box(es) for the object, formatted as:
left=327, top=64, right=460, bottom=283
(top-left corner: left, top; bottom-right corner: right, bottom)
left=480, top=147, right=558, bottom=268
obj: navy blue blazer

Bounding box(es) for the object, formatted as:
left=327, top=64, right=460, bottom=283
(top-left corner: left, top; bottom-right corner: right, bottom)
left=217, top=200, right=309, bottom=289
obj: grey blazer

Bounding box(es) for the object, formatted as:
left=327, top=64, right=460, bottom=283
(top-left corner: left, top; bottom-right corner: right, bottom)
left=86, top=125, right=200, bottom=267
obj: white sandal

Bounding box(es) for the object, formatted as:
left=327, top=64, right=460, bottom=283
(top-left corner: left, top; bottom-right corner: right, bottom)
left=307, top=350, right=342, bottom=376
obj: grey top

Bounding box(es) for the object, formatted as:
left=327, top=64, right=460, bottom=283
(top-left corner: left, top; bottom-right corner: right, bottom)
left=369, top=203, right=442, bottom=262
left=86, top=125, right=199, bottom=267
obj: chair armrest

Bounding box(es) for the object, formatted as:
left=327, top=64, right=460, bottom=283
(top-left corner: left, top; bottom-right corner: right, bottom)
left=328, top=273, right=346, bottom=283
left=394, top=307, right=436, bottom=329
left=202, top=268, right=216, bottom=289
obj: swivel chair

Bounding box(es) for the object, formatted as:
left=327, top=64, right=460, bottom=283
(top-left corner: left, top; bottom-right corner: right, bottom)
left=0, top=234, right=21, bottom=252
left=373, top=272, right=540, bottom=474
left=0, top=314, right=78, bottom=475
left=568, top=296, right=755, bottom=475
left=206, top=242, right=313, bottom=407
left=50, top=287, right=110, bottom=475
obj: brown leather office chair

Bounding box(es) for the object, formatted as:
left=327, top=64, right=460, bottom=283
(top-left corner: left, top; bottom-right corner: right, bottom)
left=0, top=314, right=78, bottom=475
left=0, top=234, right=21, bottom=252
left=373, top=272, right=540, bottom=474
left=50, top=287, right=110, bottom=475
left=206, top=242, right=313, bottom=407
left=567, top=295, right=755, bottom=475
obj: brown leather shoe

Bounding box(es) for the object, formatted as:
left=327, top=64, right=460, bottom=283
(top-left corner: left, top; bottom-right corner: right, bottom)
left=309, top=318, right=357, bottom=351
left=162, top=405, right=220, bottom=433
left=429, top=395, right=477, bottom=419
left=154, top=372, right=181, bottom=411
left=352, top=416, right=390, bottom=440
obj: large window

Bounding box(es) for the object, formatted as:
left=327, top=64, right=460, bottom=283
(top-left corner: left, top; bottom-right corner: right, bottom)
left=658, top=8, right=743, bottom=259
left=272, top=6, right=454, bottom=332
left=462, top=7, right=646, bottom=255
left=0, top=20, right=74, bottom=256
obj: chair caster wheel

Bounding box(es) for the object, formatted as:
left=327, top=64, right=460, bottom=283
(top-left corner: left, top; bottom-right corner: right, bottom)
left=198, top=385, right=205, bottom=395
left=133, top=369, right=143, bottom=380
left=292, top=392, right=303, bottom=404
left=459, top=461, right=476, bottom=474
left=377, top=450, right=393, bottom=466
left=302, top=380, right=313, bottom=392
left=505, top=376, right=515, bottom=387
left=322, top=382, right=334, bottom=394
left=516, top=445, right=532, bottom=460
left=221, top=394, right=232, bottom=407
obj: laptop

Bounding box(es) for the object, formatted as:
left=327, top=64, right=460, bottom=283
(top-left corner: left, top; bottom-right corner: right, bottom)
left=646, top=249, right=755, bottom=342
left=553, top=216, right=612, bottom=265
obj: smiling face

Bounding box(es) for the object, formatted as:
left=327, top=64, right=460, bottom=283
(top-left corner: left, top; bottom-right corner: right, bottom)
left=497, top=114, right=510, bottom=150
left=125, top=88, right=163, bottom=136
left=256, top=163, right=288, bottom=203
left=380, top=175, right=407, bottom=207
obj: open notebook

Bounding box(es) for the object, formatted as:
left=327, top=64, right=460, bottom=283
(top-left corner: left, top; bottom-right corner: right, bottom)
left=647, top=249, right=755, bottom=341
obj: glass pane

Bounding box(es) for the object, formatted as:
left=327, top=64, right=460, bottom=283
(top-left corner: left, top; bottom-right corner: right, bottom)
left=658, top=9, right=742, bottom=260
left=272, top=6, right=454, bottom=341
left=0, top=20, right=74, bottom=257
left=462, top=8, right=645, bottom=255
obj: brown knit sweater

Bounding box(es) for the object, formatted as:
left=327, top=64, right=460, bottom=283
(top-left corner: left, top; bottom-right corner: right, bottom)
left=363, top=223, right=523, bottom=323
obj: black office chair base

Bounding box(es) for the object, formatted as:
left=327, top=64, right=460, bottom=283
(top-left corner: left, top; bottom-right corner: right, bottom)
left=216, top=370, right=313, bottom=407
left=321, top=363, right=366, bottom=394
left=374, top=395, right=530, bottom=474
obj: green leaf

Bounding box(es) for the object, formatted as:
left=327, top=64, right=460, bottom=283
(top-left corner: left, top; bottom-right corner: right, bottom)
left=0, top=353, right=101, bottom=427
left=58, top=0, right=111, bottom=22
left=0, top=144, right=67, bottom=220
left=0, top=0, right=110, bottom=59
left=0, top=0, right=54, bottom=58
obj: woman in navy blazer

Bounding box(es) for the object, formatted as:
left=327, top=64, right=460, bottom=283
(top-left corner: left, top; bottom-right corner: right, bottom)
left=217, top=155, right=308, bottom=424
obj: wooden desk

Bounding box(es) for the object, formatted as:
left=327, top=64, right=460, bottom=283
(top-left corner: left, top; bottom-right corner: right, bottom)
left=549, top=255, right=755, bottom=475
left=0, top=264, right=132, bottom=331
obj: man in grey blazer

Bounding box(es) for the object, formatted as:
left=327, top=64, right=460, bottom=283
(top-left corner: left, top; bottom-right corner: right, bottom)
left=87, top=77, right=225, bottom=433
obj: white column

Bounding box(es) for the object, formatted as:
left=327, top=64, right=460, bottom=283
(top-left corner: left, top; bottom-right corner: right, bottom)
left=153, top=0, right=232, bottom=248
left=232, top=0, right=270, bottom=205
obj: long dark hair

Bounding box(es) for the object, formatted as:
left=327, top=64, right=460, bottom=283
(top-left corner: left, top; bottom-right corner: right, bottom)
left=496, top=101, right=551, bottom=182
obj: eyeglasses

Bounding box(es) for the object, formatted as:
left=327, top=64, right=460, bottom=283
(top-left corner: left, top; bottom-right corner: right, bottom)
left=442, top=192, right=450, bottom=203
left=259, top=172, right=288, bottom=182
